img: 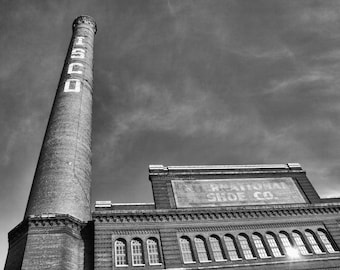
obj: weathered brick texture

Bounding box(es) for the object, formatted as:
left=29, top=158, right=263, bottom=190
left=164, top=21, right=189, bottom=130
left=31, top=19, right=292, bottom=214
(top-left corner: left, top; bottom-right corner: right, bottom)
left=5, top=16, right=96, bottom=270
left=24, top=15, right=96, bottom=222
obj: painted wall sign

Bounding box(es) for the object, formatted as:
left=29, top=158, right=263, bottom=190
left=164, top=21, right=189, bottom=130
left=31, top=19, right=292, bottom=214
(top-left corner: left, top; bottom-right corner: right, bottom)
left=171, top=177, right=306, bottom=208
left=64, top=36, right=86, bottom=93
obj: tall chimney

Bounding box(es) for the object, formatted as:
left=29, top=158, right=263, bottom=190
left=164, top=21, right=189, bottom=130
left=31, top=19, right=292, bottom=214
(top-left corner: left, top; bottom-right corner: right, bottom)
left=5, top=16, right=97, bottom=270
left=25, top=15, right=97, bottom=222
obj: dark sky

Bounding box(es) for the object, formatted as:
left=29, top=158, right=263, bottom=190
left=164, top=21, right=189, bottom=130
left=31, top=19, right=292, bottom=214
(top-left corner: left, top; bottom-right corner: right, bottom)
left=1, top=0, right=340, bottom=266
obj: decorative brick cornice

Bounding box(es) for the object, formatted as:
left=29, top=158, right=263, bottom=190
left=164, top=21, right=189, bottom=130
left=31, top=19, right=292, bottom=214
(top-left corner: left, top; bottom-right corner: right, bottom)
left=25, top=214, right=87, bottom=240
left=113, top=229, right=160, bottom=235
left=93, top=203, right=340, bottom=224
left=8, top=214, right=87, bottom=244
left=73, top=15, right=97, bottom=33
left=28, top=214, right=85, bottom=231
left=177, top=221, right=323, bottom=233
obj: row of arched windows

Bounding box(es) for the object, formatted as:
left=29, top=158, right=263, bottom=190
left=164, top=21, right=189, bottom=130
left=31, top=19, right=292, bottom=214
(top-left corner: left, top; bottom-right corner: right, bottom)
left=114, top=237, right=162, bottom=267
left=179, top=228, right=339, bottom=264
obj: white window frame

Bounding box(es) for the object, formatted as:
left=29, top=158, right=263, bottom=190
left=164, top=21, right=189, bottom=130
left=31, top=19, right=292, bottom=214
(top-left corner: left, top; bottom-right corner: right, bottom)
left=147, top=238, right=162, bottom=266
left=114, top=239, right=128, bottom=267
left=131, top=238, right=145, bottom=266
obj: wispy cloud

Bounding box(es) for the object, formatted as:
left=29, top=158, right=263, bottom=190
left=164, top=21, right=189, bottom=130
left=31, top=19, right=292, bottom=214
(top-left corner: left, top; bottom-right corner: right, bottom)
left=2, top=1, right=340, bottom=268
left=264, top=71, right=333, bottom=94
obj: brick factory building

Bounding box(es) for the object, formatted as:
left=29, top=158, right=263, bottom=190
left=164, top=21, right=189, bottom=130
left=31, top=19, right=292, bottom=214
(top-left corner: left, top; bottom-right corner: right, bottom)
left=5, top=16, right=340, bottom=270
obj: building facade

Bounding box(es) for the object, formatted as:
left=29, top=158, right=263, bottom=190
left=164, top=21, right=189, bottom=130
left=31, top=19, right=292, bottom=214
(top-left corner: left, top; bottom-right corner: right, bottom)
left=5, top=16, right=340, bottom=270
left=93, top=164, right=340, bottom=270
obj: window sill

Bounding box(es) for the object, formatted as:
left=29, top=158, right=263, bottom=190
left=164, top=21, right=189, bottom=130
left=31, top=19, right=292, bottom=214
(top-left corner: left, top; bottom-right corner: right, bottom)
left=116, top=265, right=128, bottom=268
left=183, top=261, right=196, bottom=264
left=199, top=260, right=212, bottom=263
left=150, top=263, right=162, bottom=266
left=132, top=264, right=145, bottom=267
left=230, top=258, right=242, bottom=261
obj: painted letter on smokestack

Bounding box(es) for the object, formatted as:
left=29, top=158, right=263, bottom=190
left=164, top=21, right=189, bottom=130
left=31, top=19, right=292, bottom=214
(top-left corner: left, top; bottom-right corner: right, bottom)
left=25, top=15, right=97, bottom=222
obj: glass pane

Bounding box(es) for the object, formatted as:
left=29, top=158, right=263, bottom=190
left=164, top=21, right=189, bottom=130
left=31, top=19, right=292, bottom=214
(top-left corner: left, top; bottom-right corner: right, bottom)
left=194, top=237, right=210, bottom=262
left=266, top=233, right=284, bottom=257
left=238, top=235, right=255, bottom=260
left=115, top=240, right=127, bottom=266
left=224, top=235, right=241, bottom=261
left=318, top=230, right=338, bottom=253
left=209, top=236, right=225, bottom=261
left=305, top=231, right=323, bottom=254
left=147, top=239, right=161, bottom=265
left=131, top=239, right=144, bottom=265
left=180, top=237, right=195, bottom=263
left=279, top=232, right=293, bottom=251
left=252, top=234, right=270, bottom=258
left=292, top=232, right=310, bottom=255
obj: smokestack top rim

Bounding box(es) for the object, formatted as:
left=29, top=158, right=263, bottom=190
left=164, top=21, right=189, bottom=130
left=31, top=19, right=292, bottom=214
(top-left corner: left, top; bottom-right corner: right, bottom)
left=73, top=15, right=97, bottom=33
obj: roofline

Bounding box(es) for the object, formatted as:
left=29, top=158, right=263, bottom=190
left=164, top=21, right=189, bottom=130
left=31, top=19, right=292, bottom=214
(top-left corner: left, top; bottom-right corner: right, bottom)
left=149, top=163, right=303, bottom=173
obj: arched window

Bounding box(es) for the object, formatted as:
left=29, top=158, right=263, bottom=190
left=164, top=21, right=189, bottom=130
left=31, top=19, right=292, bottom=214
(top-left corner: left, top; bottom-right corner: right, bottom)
left=115, top=239, right=128, bottom=266
left=305, top=230, right=324, bottom=254
left=317, top=229, right=339, bottom=253
left=279, top=231, right=294, bottom=253
left=252, top=233, right=270, bottom=258
left=180, top=236, right=195, bottom=263
left=238, top=234, right=256, bottom=260
left=147, top=238, right=161, bottom=265
left=131, top=238, right=144, bottom=265
left=209, top=235, right=225, bottom=261
left=224, top=234, right=241, bottom=261
left=194, top=236, right=210, bottom=262
left=265, top=232, right=284, bottom=257
left=292, top=231, right=311, bottom=255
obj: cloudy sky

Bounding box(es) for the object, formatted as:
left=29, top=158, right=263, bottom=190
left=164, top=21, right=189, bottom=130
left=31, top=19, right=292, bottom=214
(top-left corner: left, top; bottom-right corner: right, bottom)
left=1, top=0, right=340, bottom=266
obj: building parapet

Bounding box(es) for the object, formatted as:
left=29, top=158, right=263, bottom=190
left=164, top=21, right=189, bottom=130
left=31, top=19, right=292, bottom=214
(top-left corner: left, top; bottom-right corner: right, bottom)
left=149, top=163, right=303, bottom=177
left=95, top=201, right=155, bottom=210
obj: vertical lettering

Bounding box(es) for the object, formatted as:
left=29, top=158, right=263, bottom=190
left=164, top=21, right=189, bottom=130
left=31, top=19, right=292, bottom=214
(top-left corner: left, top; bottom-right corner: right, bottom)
left=75, top=36, right=85, bottom=45
left=71, top=48, right=85, bottom=59
left=64, top=79, right=81, bottom=93
left=68, top=63, right=84, bottom=74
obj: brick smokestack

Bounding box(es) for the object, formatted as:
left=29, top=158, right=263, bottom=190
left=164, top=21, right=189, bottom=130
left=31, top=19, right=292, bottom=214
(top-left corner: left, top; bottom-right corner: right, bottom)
left=24, top=15, right=97, bottom=222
